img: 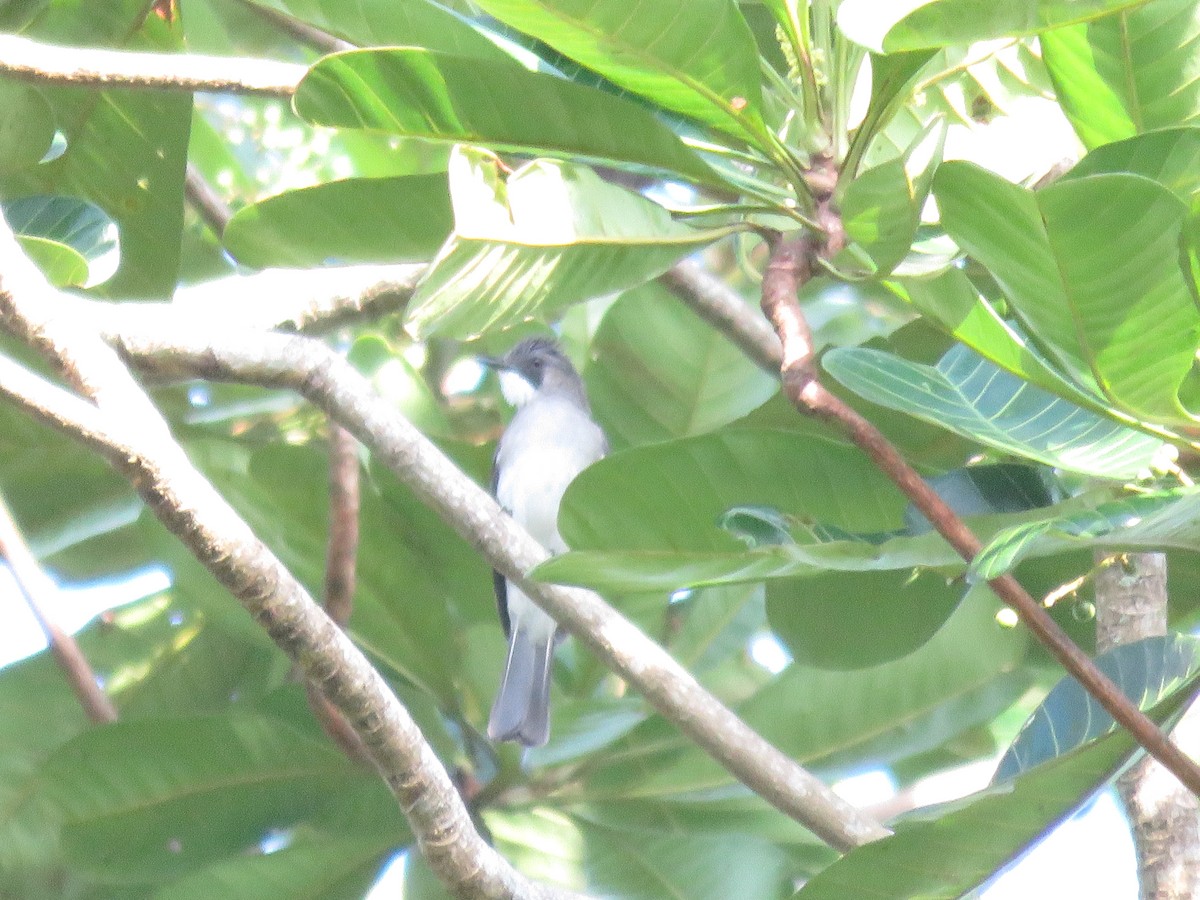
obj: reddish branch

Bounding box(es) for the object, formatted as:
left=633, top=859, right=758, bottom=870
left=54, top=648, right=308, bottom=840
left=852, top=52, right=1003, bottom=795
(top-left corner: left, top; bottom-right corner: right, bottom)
left=0, top=492, right=117, bottom=724
left=306, top=421, right=371, bottom=764
left=183, top=164, right=233, bottom=239
left=760, top=172, right=1200, bottom=798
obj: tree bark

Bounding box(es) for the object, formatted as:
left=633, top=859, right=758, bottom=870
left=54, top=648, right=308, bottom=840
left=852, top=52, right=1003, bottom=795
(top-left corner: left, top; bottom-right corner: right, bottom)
left=1095, top=552, right=1200, bottom=900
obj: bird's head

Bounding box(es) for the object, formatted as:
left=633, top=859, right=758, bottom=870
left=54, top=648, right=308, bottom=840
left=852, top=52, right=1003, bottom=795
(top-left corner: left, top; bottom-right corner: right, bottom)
left=482, top=338, right=585, bottom=408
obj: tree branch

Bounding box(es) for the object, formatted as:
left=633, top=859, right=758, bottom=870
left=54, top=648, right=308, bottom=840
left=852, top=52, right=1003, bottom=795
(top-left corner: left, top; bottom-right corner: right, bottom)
left=659, top=260, right=782, bottom=373
left=0, top=490, right=118, bottom=724
left=1095, top=552, right=1200, bottom=896
left=78, top=304, right=889, bottom=851
left=0, top=215, right=567, bottom=900
left=145, top=264, right=421, bottom=333
left=0, top=34, right=305, bottom=97
left=758, top=212, right=1200, bottom=798
left=305, top=420, right=372, bottom=764
left=232, top=0, right=352, bottom=54
left=184, top=163, right=233, bottom=239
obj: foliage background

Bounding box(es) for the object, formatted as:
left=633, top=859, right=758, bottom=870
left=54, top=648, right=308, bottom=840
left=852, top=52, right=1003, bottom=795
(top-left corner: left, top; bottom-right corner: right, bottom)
left=3, top=0, right=1200, bottom=897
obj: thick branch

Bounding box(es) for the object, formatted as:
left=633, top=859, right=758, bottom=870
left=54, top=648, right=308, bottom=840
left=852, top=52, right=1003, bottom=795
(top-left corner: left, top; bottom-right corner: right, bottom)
left=0, top=491, right=118, bottom=724
left=88, top=311, right=888, bottom=851
left=0, top=218, right=561, bottom=900
left=164, top=264, right=423, bottom=333
left=659, top=260, right=782, bottom=373
left=1096, top=553, right=1200, bottom=898
left=0, top=35, right=304, bottom=97
left=760, top=230, right=1200, bottom=799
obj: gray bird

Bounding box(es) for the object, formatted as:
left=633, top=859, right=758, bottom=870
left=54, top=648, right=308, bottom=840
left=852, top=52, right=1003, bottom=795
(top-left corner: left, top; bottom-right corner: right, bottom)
left=482, top=337, right=607, bottom=747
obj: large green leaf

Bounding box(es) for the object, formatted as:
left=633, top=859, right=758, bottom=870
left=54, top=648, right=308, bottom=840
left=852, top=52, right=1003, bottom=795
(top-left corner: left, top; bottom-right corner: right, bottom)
left=585, top=282, right=778, bottom=449
left=150, top=835, right=395, bottom=900
left=796, top=727, right=1137, bottom=898
left=559, top=428, right=909, bottom=554
left=2, top=195, right=118, bottom=288
left=223, top=175, right=452, bottom=268
left=578, top=819, right=791, bottom=900
left=0, top=80, right=53, bottom=175
left=972, top=487, right=1200, bottom=579
left=1042, top=0, right=1200, bottom=149
left=407, top=149, right=735, bottom=338
left=471, top=0, right=768, bottom=143
left=1, top=11, right=191, bottom=298
left=998, top=634, right=1200, bottom=778
left=889, top=267, right=1124, bottom=412
left=838, top=0, right=1152, bottom=53
left=38, top=713, right=364, bottom=881
left=1063, top=126, right=1200, bottom=202
left=839, top=119, right=944, bottom=275
left=823, top=343, right=1166, bottom=478
left=583, top=586, right=1028, bottom=797
left=256, top=0, right=509, bottom=61
left=934, top=161, right=1200, bottom=425
left=796, top=634, right=1200, bottom=900
left=294, top=48, right=719, bottom=186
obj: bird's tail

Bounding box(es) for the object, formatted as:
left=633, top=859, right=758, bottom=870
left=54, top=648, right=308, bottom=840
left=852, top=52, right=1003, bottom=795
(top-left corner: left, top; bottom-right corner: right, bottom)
left=488, top=624, right=555, bottom=747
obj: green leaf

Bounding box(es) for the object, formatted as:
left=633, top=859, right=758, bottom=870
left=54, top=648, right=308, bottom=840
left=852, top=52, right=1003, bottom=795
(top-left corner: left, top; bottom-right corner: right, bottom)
left=2, top=195, right=118, bottom=287
left=1042, top=0, right=1200, bottom=149
left=579, top=820, right=791, bottom=900
left=1, top=14, right=192, bottom=297
left=838, top=0, right=1153, bottom=53
left=38, top=713, right=364, bottom=881
left=407, top=149, right=735, bottom=338
left=840, top=119, right=944, bottom=275
left=1063, top=126, right=1200, bottom=202
left=796, top=634, right=1200, bottom=900
left=824, top=343, right=1165, bottom=478
left=972, top=487, right=1200, bottom=579
left=223, top=176, right=452, bottom=268
left=584, top=587, right=1028, bottom=796
left=767, top=570, right=968, bottom=669
left=14, top=235, right=88, bottom=287
left=843, top=49, right=936, bottom=178
left=257, top=0, right=510, bottom=61
left=890, top=267, right=1118, bottom=410
left=471, top=0, right=768, bottom=143
left=998, top=634, right=1200, bottom=778
left=150, top=835, right=395, bottom=900
left=0, top=80, right=53, bottom=174
left=934, top=161, right=1200, bottom=425
left=294, top=48, right=719, bottom=186
left=559, top=428, right=909, bottom=554
left=796, top=727, right=1138, bottom=898
left=585, top=282, right=778, bottom=449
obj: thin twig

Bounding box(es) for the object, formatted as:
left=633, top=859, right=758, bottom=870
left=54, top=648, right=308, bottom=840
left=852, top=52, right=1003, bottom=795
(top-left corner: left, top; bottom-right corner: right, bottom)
left=184, top=164, right=233, bottom=239
left=324, top=422, right=359, bottom=628
left=85, top=310, right=890, bottom=851
left=758, top=196, right=1200, bottom=798
left=0, top=34, right=304, bottom=97
left=0, top=491, right=118, bottom=724
left=659, top=260, right=782, bottom=373
left=232, top=0, right=352, bottom=54
left=305, top=420, right=371, bottom=764
left=0, top=213, right=567, bottom=900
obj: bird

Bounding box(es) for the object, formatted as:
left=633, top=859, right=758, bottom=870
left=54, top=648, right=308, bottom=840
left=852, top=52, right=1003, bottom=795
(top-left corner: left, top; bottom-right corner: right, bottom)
left=482, top=337, right=607, bottom=747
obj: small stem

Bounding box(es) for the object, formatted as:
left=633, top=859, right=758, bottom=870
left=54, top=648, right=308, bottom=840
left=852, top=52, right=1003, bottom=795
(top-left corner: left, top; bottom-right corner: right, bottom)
left=0, top=491, right=117, bottom=724
left=183, top=164, right=233, bottom=239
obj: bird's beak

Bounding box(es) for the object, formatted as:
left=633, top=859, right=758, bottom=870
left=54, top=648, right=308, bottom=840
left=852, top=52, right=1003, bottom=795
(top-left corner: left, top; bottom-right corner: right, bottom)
left=479, top=354, right=507, bottom=371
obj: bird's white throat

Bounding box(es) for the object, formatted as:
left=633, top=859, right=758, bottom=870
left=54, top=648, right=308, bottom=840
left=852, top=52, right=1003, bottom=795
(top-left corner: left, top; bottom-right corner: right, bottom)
left=498, top=369, right=537, bottom=408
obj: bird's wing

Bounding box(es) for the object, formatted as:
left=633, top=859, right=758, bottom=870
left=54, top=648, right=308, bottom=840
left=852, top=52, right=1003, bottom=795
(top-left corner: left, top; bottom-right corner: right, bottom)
left=491, top=446, right=511, bottom=637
